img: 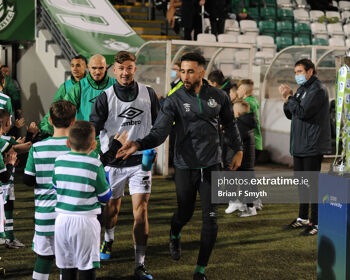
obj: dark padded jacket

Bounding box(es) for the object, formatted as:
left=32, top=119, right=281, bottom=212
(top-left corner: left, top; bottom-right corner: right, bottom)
left=137, top=80, right=243, bottom=169
left=223, top=112, right=257, bottom=170
left=283, top=75, right=331, bottom=157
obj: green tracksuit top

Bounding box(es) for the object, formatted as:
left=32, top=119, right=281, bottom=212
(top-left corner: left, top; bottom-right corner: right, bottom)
left=64, top=73, right=116, bottom=121
left=39, top=77, right=78, bottom=135
left=244, top=95, right=262, bottom=151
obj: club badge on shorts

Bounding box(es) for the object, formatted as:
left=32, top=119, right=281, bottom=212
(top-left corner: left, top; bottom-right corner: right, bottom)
left=207, top=98, right=217, bottom=108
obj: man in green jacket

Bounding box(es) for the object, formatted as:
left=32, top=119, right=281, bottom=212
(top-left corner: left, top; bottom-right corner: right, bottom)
left=39, top=55, right=87, bottom=135
left=63, top=54, right=116, bottom=121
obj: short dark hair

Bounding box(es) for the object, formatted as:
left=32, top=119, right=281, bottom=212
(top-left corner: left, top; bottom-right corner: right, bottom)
left=68, top=120, right=95, bottom=151
left=295, top=59, right=317, bottom=75
left=0, top=65, right=8, bottom=70
left=0, top=109, right=10, bottom=129
left=114, top=51, right=136, bottom=64
left=208, top=70, right=225, bottom=86
left=180, top=52, right=206, bottom=67
left=49, top=100, right=76, bottom=128
left=71, top=55, right=87, bottom=65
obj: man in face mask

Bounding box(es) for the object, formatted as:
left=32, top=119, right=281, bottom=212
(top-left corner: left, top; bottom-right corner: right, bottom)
left=279, top=59, right=331, bottom=236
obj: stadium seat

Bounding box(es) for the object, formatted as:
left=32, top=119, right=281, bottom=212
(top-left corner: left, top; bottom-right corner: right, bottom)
left=240, top=20, right=260, bottom=36
left=250, top=0, right=261, bottom=6
left=237, top=34, right=257, bottom=44
left=294, top=22, right=311, bottom=38
left=197, top=33, right=216, bottom=42
left=294, top=37, right=311, bottom=45
left=327, top=23, right=344, bottom=38
left=312, top=37, right=329, bottom=45
left=293, top=9, right=309, bottom=23
left=276, top=36, right=293, bottom=50
left=263, top=0, right=277, bottom=7
left=260, top=7, right=276, bottom=20
left=224, top=19, right=240, bottom=36
left=277, top=21, right=293, bottom=34
left=217, top=34, right=237, bottom=42
left=329, top=37, right=345, bottom=46
left=346, top=38, right=350, bottom=47
left=295, top=0, right=309, bottom=9
left=311, top=22, right=329, bottom=40
left=248, top=7, right=260, bottom=21
left=341, top=11, right=350, bottom=23
left=259, top=20, right=276, bottom=33
left=339, top=1, right=350, bottom=12
left=325, top=11, right=341, bottom=21
left=231, top=68, right=249, bottom=79
left=310, top=10, right=325, bottom=22
left=256, top=35, right=276, bottom=53
left=255, top=51, right=274, bottom=65
left=343, top=23, right=350, bottom=37
left=277, top=0, right=295, bottom=9
left=333, top=1, right=338, bottom=8
left=277, top=9, right=294, bottom=21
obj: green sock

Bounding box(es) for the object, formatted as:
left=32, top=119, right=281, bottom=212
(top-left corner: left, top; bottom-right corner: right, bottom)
left=170, top=231, right=181, bottom=239
left=32, top=255, right=54, bottom=280
left=4, top=210, right=14, bottom=241
left=195, top=265, right=206, bottom=275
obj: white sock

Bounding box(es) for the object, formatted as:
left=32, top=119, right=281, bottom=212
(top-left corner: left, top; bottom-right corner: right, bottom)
left=104, top=227, right=115, bottom=242
left=134, top=245, right=146, bottom=268
left=297, top=217, right=308, bottom=222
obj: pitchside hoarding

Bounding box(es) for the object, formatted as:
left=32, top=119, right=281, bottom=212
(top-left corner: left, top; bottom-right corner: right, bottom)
left=0, top=0, right=35, bottom=41
left=41, top=0, right=145, bottom=64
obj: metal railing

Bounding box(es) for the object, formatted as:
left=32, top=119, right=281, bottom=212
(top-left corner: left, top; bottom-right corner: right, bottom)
left=37, top=0, right=77, bottom=63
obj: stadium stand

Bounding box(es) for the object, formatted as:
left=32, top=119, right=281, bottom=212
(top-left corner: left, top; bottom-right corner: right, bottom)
left=339, top=1, right=350, bottom=12
left=237, top=34, right=257, bottom=44
left=224, top=19, right=240, bottom=36
left=217, top=34, right=237, bottom=43
left=311, top=22, right=329, bottom=40
left=240, top=20, right=260, bottom=36
left=327, top=23, right=345, bottom=38
left=197, top=33, right=217, bottom=42
left=312, top=37, right=329, bottom=45
left=310, top=10, right=325, bottom=22
left=329, top=37, right=346, bottom=46
left=293, top=9, right=310, bottom=23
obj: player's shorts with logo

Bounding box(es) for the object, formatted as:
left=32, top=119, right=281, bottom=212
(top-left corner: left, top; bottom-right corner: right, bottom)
left=33, top=234, right=55, bottom=256
left=105, top=165, right=152, bottom=199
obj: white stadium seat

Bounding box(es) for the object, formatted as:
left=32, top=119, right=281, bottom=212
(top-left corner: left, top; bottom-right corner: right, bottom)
left=344, top=23, right=350, bottom=37
left=277, top=0, right=295, bottom=9
left=311, top=22, right=329, bottom=40
left=309, top=10, right=325, bottom=22
left=256, top=35, right=276, bottom=54
left=254, top=51, right=274, bottom=66
left=224, top=19, right=240, bottom=36
left=237, top=34, right=256, bottom=44
left=325, top=11, right=341, bottom=20
left=197, top=33, right=216, bottom=42
left=329, top=37, right=345, bottom=46
left=231, top=68, right=249, bottom=79
left=333, top=1, right=338, bottom=8
left=295, top=0, right=309, bottom=9
left=293, top=9, right=310, bottom=23
left=327, top=23, right=344, bottom=38
left=217, top=34, right=237, bottom=43
left=240, top=20, right=259, bottom=36
left=341, top=11, right=350, bottom=23
left=339, top=1, right=350, bottom=11
left=346, top=38, right=350, bottom=47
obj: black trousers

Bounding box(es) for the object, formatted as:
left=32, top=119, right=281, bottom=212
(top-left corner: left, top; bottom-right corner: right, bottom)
left=293, top=155, right=323, bottom=225
left=171, top=165, right=219, bottom=267
left=209, top=17, right=225, bottom=37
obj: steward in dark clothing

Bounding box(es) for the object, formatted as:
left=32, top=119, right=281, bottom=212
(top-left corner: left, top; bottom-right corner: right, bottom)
left=205, top=0, right=231, bottom=36
left=283, top=75, right=331, bottom=157
left=181, top=0, right=203, bottom=40
left=281, top=58, right=331, bottom=235
left=223, top=112, right=257, bottom=170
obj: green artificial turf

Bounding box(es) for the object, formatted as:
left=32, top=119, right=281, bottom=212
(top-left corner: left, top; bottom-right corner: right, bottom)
left=0, top=175, right=317, bottom=280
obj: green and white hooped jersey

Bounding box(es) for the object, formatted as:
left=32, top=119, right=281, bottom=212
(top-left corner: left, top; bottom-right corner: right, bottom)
left=52, top=152, right=110, bottom=216
left=0, top=135, right=15, bottom=191
left=99, top=82, right=152, bottom=156
left=0, top=152, right=5, bottom=206
left=24, top=137, right=70, bottom=236
left=0, top=91, right=12, bottom=116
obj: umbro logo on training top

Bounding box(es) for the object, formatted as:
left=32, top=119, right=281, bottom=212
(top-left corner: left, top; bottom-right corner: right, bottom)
left=118, top=107, right=143, bottom=119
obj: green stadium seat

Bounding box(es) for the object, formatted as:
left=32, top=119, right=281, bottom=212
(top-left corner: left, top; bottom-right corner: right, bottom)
left=262, top=0, right=277, bottom=7
left=276, top=36, right=293, bottom=50
left=259, top=20, right=276, bottom=33
left=312, top=37, right=329, bottom=46
left=250, top=0, right=261, bottom=7
left=249, top=7, right=260, bottom=21
left=294, top=22, right=311, bottom=39
left=260, top=7, right=276, bottom=20
left=277, top=21, right=293, bottom=33
left=294, top=37, right=311, bottom=45
left=277, top=9, right=294, bottom=21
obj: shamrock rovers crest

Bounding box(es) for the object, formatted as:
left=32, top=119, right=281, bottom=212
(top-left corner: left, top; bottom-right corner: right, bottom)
left=0, top=0, right=15, bottom=32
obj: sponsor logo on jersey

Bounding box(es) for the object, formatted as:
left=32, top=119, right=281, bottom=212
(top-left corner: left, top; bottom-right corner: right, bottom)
left=0, top=0, right=15, bottom=31
left=183, top=103, right=190, bottom=112
left=118, top=107, right=143, bottom=119
left=339, top=81, right=345, bottom=93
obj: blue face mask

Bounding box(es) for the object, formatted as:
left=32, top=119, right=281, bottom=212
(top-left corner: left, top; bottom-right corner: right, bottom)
left=295, top=74, right=307, bottom=85
left=171, top=70, right=177, bottom=79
